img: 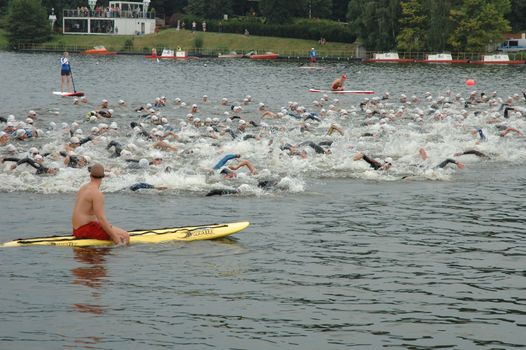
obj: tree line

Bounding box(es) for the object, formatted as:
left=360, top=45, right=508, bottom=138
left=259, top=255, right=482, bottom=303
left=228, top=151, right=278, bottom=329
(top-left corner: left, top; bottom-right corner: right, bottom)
left=2, top=0, right=525, bottom=52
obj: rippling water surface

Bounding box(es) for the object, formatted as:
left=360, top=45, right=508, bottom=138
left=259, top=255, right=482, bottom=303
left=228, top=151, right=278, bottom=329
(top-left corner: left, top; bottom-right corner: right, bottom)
left=0, top=52, right=525, bottom=349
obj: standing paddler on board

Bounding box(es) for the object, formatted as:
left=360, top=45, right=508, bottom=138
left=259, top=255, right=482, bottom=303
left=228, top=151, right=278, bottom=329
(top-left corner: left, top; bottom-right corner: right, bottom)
left=309, top=47, right=317, bottom=64
left=331, top=74, right=347, bottom=91
left=60, top=51, right=72, bottom=93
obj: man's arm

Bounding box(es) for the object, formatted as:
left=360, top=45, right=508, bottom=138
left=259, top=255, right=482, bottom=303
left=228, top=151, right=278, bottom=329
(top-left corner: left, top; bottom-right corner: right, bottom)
left=92, top=191, right=121, bottom=244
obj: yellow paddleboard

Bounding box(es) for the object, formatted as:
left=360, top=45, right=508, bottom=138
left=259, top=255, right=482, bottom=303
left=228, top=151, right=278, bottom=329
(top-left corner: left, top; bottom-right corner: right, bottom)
left=1, top=222, right=250, bottom=247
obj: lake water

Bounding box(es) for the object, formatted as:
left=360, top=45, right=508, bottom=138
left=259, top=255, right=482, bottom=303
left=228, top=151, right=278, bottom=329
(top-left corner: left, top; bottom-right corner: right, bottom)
left=0, top=52, right=525, bottom=349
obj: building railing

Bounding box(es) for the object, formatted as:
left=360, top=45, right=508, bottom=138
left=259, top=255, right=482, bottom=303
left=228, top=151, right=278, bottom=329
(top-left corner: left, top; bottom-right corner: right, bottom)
left=63, top=9, right=155, bottom=19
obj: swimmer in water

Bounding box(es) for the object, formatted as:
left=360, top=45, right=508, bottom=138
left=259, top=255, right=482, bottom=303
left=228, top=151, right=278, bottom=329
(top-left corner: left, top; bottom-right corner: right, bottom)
left=129, top=183, right=168, bottom=191
left=353, top=152, right=392, bottom=170
left=213, top=153, right=257, bottom=178
left=331, top=74, right=347, bottom=91
left=2, top=155, right=59, bottom=175
left=72, top=163, right=130, bottom=245
left=454, top=149, right=490, bottom=159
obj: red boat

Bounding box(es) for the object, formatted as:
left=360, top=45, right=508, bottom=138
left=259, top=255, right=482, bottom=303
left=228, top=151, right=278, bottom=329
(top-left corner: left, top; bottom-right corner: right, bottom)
left=81, top=46, right=117, bottom=56
left=415, top=53, right=468, bottom=64
left=470, top=55, right=525, bottom=64
left=365, top=52, right=413, bottom=63
left=249, top=52, right=279, bottom=60
left=145, top=48, right=189, bottom=59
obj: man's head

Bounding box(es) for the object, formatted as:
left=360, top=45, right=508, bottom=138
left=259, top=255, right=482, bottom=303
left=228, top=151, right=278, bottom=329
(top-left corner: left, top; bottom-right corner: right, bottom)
left=90, top=163, right=105, bottom=179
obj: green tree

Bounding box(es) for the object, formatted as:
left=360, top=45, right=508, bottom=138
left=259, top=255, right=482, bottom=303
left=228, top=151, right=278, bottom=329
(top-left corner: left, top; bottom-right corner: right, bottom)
left=507, top=0, right=526, bottom=31
left=259, top=0, right=304, bottom=23
left=306, top=0, right=333, bottom=19
left=396, top=0, right=427, bottom=51
left=448, top=0, right=511, bottom=51
left=185, top=0, right=232, bottom=19
left=348, top=0, right=401, bottom=51
left=331, top=0, right=348, bottom=21
left=425, top=0, right=455, bottom=51
left=6, top=0, right=50, bottom=46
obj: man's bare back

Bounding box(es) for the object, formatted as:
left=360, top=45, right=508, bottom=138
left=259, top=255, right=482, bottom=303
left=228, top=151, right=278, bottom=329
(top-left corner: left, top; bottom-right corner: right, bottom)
left=71, top=163, right=129, bottom=245
left=72, top=182, right=99, bottom=229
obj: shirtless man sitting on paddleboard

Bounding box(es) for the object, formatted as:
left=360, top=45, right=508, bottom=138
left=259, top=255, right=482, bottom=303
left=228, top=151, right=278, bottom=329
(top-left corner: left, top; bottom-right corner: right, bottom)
left=72, top=163, right=129, bottom=245
left=331, top=74, right=347, bottom=91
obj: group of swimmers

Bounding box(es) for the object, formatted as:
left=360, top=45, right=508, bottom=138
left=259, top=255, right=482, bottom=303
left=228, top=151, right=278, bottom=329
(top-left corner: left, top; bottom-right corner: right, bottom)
left=1, top=85, right=526, bottom=196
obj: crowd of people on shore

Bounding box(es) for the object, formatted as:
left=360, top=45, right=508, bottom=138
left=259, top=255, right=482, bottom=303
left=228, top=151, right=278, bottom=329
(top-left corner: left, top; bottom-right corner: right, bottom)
left=1, top=85, right=525, bottom=195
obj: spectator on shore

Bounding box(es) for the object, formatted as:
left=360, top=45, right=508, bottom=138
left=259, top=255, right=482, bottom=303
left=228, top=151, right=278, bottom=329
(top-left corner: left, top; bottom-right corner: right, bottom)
left=219, top=21, right=223, bottom=32
left=244, top=29, right=250, bottom=36
left=202, top=21, right=207, bottom=32
left=192, top=21, right=196, bottom=33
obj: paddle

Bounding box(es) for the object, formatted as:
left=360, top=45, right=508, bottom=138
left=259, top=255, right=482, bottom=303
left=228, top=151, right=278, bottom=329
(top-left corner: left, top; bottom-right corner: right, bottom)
left=69, top=64, right=78, bottom=93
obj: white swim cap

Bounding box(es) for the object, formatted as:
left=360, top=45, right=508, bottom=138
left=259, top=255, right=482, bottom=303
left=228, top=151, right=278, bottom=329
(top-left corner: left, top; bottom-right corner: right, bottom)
left=146, top=103, right=152, bottom=108
left=16, top=129, right=26, bottom=137
left=155, top=97, right=160, bottom=102
left=205, top=117, right=212, bottom=123
left=29, top=147, right=38, bottom=154
left=83, top=155, right=91, bottom=163
left=98, top=123, right=108, bottom=129
left=186, top=113, right=193, bottom=119
left=151, top=115, right=158, bottom=121
left=139, top=158, right=149, bottom=168
left=206, top=126, right=214, bottom=132
left=108, top=109, right=114, bottom=114
left=0, top=131, right=5, bottom=137
left=6, top=144, right=16, bottom=152
left=118, top=99, right=125, bottom=104
left=110, top=122, right=118, bottom=129
left=70, top=136, right=80, bottom=144
left=25, top=118, right=34, bottom=124
left=71, top=122, right=79, bottom=129
left=385, top=157, right=393, bottom=164
left=89, top=116, right=97, bottom=122
left=91, top=127, right=99, bottom=133
left=180, top=102, right=187, bottom=107
left=75, top=128, right=83, bottom=135
left=239, top=119, right=246, bottom=125
left=28, top=110, right=36, bottom=115
left=102, top=99, right=108, bottom=103
left=7, top=115, right=15, bottom=122
left=34, top=154, right=43, bottom=161
left=224, top=111, right=230, bottom=116
left=120, top=149, right=132, bottom=158
left=161, top=117, right=168, bottom=124
left=194, top=118, right=201, bottom=123
left=192, top=104, right=197, bottom=108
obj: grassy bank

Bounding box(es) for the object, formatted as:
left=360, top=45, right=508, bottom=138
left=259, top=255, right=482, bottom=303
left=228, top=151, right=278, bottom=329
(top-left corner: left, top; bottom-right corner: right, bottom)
left=36, top=28, right=357, bottom=56
left=0, top=28, right=7, bottom=49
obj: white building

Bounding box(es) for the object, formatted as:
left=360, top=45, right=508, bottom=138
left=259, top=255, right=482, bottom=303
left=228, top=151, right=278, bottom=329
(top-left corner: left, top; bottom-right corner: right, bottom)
left=63, top=0, right=156, bottom=35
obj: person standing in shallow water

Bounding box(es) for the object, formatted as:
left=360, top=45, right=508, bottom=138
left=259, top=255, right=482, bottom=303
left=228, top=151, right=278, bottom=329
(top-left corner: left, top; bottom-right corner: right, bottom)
left=71, top=163, right=130, bottom=245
